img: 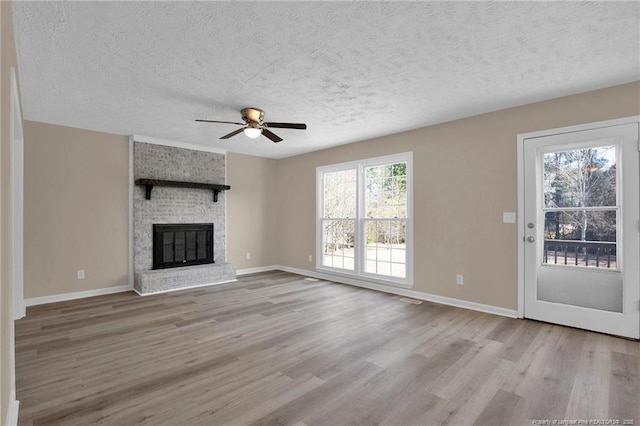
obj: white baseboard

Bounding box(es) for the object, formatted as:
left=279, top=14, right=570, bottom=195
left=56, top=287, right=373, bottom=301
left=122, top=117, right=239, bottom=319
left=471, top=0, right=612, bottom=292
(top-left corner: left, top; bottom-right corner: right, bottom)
left=21, top=267, right=517, bottom=319
left=13, top=300, right=25, bottom=321
left=6, top=391, right=19, bottom=426
left=133, top=279, right=238, bottom=296
left=276, top=265, right=518, bottom=319
left=236, top=265, right=279, bottom=276
left=24, top=284, right=133, bottom=307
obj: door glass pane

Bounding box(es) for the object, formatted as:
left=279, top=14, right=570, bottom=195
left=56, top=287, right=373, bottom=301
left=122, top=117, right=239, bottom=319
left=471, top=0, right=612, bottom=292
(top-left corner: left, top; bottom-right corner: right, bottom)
left=542, top=144, right=618, bottom=270
left=543, top=146, right=616, bottom=208
left=538, top=144, right=621, bottom=313
left=537, top=266, right=622, bottom=313
left=543, top=210, right=617, bottom=269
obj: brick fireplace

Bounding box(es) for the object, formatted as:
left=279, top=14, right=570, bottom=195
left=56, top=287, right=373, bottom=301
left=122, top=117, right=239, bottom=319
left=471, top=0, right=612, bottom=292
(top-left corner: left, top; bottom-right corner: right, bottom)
left=133, top=141, right=236, bottom=294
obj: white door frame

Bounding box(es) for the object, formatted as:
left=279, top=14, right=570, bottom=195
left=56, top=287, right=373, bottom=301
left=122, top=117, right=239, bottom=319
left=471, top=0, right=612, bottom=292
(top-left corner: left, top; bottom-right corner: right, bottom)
left=517, top=116, right=640, bottom=325
left=8, top=66, right=24, bottom=425
left=10, top=67, right=25, bottom=320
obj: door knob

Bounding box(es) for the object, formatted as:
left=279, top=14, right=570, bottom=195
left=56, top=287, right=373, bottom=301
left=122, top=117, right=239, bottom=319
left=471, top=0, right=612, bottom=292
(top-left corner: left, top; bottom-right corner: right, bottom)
left=527, top=236, right=535, bottom=243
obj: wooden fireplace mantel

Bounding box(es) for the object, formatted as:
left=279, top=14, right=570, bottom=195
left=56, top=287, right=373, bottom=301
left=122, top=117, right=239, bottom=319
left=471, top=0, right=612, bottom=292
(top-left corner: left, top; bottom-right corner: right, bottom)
left=134, top=179, right=231, bottom=202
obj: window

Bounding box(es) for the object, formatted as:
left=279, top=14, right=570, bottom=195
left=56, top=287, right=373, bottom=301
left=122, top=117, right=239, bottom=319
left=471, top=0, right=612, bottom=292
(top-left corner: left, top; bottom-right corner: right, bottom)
left=317, top=152, right=413, bottom=286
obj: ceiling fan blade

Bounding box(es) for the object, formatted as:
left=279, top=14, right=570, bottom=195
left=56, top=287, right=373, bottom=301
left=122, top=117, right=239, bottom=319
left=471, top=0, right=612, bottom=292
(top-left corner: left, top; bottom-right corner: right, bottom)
left=196, top=119, right=245, bottom=125
left=220, top=128, right=245, bottom=139
left=262, top=129, right=283, bottom=143
left=265, top=122, right=307, bottom=130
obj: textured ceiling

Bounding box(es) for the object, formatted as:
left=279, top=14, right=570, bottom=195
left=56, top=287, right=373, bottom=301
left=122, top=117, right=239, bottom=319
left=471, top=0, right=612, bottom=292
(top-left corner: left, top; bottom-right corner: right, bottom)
left=12, top=1, right=640, bottom=159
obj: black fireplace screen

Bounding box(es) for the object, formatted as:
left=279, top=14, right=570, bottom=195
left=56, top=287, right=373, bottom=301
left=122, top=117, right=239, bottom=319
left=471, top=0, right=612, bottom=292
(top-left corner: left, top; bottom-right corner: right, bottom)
left=153, top=223, right=214, bottom=269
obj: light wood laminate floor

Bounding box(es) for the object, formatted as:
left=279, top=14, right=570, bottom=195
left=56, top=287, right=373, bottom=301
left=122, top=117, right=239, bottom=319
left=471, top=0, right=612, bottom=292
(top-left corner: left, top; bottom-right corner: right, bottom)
left=16, top=271, right=640, bottom=425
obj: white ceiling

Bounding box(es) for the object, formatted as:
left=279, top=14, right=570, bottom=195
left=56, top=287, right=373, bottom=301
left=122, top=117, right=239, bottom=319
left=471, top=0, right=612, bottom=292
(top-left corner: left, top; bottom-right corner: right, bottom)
left=12, top=1, right=640, bottom=159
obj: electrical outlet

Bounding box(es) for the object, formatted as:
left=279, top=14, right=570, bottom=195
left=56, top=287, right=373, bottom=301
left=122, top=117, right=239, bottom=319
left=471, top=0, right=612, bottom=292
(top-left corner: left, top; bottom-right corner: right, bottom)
left=308, top=254, right=313, bottom=263
left=245, top=252, right=251, bottom=260
left=77, top=269, right=85, bottom=280
left=456, top=274, right=463, bottom=285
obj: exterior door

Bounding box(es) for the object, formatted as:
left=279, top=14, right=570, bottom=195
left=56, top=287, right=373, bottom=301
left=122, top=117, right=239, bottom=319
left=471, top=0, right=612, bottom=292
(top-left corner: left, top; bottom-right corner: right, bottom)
left=523, top=123, right=639, bottom=338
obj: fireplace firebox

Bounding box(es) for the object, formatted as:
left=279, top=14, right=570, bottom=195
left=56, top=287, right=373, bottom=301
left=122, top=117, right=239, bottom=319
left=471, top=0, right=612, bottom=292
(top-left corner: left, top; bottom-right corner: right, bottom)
left=153, top=223, right=214, bottom=270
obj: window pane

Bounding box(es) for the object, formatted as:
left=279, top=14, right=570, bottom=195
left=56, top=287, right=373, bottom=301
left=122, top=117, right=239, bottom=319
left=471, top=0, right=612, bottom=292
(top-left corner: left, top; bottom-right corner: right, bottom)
left=543, top=146, right=616, bottom=208
left=322, top=219, right=355, bottom=270
left=323, top=169, right=357, bottom=218
left=364, top=220, right=406, bottom=278
left=543, top=210, right=617, bottom=269
left=317, top=154, right=412, bottom=285
left=365, top=162, right=407, bottom=218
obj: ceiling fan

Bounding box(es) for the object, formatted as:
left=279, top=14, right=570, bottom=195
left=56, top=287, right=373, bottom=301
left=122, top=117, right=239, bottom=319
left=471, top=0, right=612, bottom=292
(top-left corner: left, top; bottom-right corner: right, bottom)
left=196, top=107, right=307, bottom=143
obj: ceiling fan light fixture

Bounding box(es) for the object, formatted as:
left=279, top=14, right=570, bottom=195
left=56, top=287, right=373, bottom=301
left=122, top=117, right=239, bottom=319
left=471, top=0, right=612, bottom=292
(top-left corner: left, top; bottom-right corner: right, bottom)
left=243, top=127, right=262, bottom=139
left=197, top=107, right=305, bottom=143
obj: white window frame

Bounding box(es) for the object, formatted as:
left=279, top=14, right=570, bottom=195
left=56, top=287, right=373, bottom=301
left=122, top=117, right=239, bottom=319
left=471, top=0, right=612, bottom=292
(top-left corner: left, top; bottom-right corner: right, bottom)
left=316, top=152, right=414, bottom=288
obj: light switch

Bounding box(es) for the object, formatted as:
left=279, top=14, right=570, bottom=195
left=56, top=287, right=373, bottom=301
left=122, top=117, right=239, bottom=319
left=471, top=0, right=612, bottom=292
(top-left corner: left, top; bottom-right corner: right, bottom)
left=503, top=212, right=516, bottom=223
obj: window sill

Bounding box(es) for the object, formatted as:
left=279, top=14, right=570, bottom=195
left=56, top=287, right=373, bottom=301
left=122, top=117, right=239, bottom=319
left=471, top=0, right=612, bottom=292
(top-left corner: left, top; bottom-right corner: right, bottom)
left=315, top=267, right=413, bottom=290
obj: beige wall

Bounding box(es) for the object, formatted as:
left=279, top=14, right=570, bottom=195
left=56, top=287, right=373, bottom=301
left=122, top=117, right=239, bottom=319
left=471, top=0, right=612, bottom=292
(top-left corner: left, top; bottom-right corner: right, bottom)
left=276, top=81, right=640, bottom=310
left=23, top=121, right=129, bottom=298
left=1, top=1, right=20, bottom=423
left=227, top=153, right=279, bottom=270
